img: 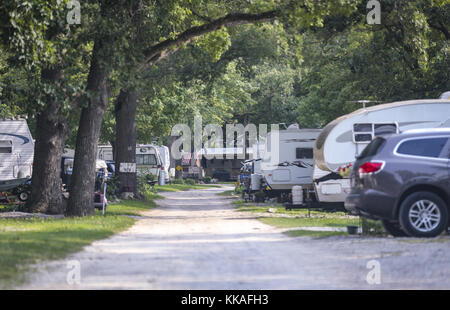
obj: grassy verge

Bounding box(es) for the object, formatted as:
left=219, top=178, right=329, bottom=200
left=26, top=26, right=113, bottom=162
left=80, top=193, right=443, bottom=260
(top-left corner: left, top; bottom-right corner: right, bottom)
left=99, top=199, right=158, bottom=216
left=259, top=216, right=359, bottom=228
left=0, top=199, right=156, bottom=289
left=284, top=230, right=348, bottom=238
left=236, top=203, right=360, bottom=238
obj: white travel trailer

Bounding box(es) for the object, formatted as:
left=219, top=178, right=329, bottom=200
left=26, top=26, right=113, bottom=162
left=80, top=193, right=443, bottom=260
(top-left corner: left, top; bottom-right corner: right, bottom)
left=0, top=119, right=34, bottom=182
left=313, top=98, right=450, bottom=204
left=260, top=125, right=321, bottom=197
left=97, top=145, right=114, bottom=161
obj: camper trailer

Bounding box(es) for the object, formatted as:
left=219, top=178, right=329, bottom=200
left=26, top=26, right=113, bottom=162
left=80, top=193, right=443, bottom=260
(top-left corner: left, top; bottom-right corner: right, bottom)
left=0, top=119, right=34, bottom=182
left=313, top=98, right=450, bottom=206
left=260, top=125, right=321, bottom=199
left=136, top=144, right=163, bottom=180
left=98, top=145, right=114, bottom=161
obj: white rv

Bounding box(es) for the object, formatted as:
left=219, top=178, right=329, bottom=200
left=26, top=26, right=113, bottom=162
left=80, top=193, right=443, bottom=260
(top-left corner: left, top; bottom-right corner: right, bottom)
left=0, top=119, right=34, bottom=182
left=136, top=144, right=163, bottom=180
left=97, top=145, right=114, bottom=161
left=260, top=125, right=321, bottom=197
left=313, top=99, right=450, bottom=204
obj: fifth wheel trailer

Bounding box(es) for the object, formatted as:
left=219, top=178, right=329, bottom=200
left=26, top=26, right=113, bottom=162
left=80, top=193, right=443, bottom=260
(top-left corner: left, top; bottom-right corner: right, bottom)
left=313, top=98, right=450, bottom=206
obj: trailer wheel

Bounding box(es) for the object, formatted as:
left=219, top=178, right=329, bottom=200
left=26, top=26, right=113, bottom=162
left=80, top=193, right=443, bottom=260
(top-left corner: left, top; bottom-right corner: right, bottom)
left=18, top=191, right=30, bottom=202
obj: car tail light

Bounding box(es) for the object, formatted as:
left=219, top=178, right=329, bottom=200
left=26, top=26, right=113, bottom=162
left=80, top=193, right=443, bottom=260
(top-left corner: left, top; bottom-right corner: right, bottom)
left=358, top=161, right=384, bottom=176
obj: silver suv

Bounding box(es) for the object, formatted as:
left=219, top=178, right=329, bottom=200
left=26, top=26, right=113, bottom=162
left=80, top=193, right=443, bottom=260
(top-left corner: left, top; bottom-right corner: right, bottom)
left=345, top=128, right=450, bottom=237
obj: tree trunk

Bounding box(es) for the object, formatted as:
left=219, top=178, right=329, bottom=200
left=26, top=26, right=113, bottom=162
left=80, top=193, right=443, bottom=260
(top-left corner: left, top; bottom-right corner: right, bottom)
left=115, top=89, right=138, bottom=195
left=27, top=68, right=68, bottom=214
left=66, top=41, right=110, bottom=216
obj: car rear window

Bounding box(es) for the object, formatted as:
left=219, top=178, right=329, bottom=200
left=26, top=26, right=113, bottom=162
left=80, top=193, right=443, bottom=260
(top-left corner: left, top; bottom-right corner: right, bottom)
left=396, top=137, right=448, bottom=158
left=357, top=137, right=386, bottom=159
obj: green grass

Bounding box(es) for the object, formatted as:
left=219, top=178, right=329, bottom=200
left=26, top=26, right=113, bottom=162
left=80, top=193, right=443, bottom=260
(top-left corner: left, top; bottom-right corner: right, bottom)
left=259, top=216, right=359, bottom=228
left=100, top=199, right=158, bottom=216
left=0, top=199, right=156, bottom=289
left=216, top=190, right=237, bottom=196
left=237, top=204, right=356, bottom=217
left=284, top=230, right=348, bottom=238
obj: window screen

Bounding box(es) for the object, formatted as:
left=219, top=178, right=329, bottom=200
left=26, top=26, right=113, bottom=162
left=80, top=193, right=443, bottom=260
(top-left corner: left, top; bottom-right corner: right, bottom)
left=136, top=154, right=157, bottom=165
left=296, top=148, right=313, bottom=159
left=354, top=134, right=373, bottom=142
left=353, top=123, right=372, bottom=132
left=397, top=138, right=448, bottom=158
left=374, top=123, right=397, bottom=136
left=0, top=140, right=12, bottom=154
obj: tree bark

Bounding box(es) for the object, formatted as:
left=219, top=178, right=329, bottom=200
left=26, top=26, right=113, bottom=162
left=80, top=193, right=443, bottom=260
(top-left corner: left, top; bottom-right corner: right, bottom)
left=27, top=68, right=68, bottom=214
left=66, top=41, right=111, bottom=216
left=115, top=89, right=139, bottom=194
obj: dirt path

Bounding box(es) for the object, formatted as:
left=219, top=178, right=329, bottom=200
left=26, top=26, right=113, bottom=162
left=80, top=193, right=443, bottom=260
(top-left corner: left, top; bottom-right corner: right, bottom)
left=20, top=186, right=450, bottom=289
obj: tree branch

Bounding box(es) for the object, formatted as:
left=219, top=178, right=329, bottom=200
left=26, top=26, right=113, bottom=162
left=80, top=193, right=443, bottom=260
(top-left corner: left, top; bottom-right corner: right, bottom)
left=429, top=21, right=450, bottom=40
left=138, top=10, right=279, bottom=72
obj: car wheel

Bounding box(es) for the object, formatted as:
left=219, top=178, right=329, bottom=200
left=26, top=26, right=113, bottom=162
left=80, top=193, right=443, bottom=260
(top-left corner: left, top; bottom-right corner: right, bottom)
left=381, top=219, right=408, bottom=237
left=399, top=191, right=449, bottom=238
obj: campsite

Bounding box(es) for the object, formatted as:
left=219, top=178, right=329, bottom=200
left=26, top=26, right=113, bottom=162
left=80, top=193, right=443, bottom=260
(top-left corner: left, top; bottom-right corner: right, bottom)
left=0, top=0, right=449, bottom=295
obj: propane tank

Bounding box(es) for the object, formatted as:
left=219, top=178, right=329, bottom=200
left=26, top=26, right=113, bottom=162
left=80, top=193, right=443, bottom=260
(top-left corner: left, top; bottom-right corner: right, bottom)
left=251, top=174, right=261, bottom=191
left=292, top=186, right=303, bottom=205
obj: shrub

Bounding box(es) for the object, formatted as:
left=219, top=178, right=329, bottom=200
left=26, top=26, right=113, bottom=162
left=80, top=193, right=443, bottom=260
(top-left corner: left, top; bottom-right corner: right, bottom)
left=361, top=218, right=385, bottom=236
left=137, top=173, right=157, bottom=199
left=105, top=175, right=120, bottom=200
left=184, top=178, right=196, bottom=185
left=171, top=178, right=184, bottom=184
left=234, top=185, right=243, bottom=194
left=203, top=176, right=212, bottom=184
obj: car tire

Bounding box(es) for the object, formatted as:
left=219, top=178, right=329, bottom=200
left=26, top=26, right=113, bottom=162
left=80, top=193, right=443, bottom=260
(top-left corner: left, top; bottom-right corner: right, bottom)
left=399, top=191, right=449, bottom=238
left=381, top=219, right=408, bottom=237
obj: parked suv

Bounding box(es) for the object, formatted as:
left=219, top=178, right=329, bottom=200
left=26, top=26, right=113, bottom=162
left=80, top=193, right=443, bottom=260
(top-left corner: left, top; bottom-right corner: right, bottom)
left=345, top=128, right=450, bottom=237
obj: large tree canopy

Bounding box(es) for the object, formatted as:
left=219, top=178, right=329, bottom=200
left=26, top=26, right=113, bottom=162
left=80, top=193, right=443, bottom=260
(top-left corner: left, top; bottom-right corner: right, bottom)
left=1, top=0, right=447, bottom=215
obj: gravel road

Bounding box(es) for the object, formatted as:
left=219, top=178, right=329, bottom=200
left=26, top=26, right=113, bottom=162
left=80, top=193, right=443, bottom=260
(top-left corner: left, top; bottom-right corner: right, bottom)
left=19, top=186, right=450, bottom=290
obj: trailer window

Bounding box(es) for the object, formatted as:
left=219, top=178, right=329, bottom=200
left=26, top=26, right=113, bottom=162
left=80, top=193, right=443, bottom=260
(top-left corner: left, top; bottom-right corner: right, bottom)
left=374, top=123, right=397, bottom=136
left=353, top=123, right=398, bottom=143
left=296, top=148, right=313, bottom=159
left=353, top=123, right=373, bottom=143
left=136, top=154, right=157, bottom=165
left=0, top=140, right=12, bottom=153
